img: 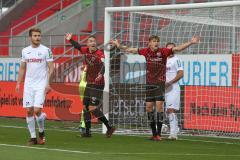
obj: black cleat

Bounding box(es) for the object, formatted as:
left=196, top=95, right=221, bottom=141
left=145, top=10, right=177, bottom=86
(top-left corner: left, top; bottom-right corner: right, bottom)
left=106, top=127, right=116, bottom=138
left=81, top=133, right=92, bottom=138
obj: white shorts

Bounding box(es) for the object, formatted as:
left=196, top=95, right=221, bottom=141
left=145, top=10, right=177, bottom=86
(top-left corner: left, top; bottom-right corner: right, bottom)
left=165, top=90, right=180, bottom=110
left=23, top=87, right=45, bottom=108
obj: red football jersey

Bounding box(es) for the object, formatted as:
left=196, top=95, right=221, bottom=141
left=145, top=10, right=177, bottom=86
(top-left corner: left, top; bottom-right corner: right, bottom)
left=138, top=47, right=173, bottom=84
left=80, top=47, right=105, bottom=85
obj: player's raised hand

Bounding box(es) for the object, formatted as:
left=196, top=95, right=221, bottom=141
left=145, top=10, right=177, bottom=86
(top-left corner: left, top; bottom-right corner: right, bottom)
left=110, top=39, right=120, bottom=48
left=15, top=83, right=20, bottom=93
left=191, top=36, right=200, bottom=44
left=65, top=33, right=73, bottom=41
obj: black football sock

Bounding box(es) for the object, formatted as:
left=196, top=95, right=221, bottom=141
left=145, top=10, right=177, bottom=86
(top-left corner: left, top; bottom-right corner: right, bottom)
left=147, top=112, right=157, bottom=136
left=92, top=108, right=111, bottom=130
left=157, top=112, right=164, bottom=136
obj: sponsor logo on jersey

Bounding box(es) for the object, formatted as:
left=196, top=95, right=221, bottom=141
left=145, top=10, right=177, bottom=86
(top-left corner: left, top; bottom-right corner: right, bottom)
left=149, top=57, right=162, bottom=62
left=26, top=58, right=43, bottom=63
left=157, top=52, right=162, bottom=57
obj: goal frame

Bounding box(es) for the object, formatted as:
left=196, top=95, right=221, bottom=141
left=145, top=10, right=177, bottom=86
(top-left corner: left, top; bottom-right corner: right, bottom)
left=103, top=0, right=240, bottom=134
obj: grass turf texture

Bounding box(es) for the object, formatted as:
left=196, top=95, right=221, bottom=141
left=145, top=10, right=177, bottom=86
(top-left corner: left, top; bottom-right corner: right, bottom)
left=0, top=117, right=239, bottom=160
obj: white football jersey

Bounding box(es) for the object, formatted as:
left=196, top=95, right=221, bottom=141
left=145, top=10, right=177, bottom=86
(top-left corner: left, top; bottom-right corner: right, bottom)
left=165, top=55, right=183, bottom=94
left=21, top=44, right=53, bottom=89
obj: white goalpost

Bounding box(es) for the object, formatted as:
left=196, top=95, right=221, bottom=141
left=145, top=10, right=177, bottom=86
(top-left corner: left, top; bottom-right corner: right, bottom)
left=103, top=1, right=240, bottom=138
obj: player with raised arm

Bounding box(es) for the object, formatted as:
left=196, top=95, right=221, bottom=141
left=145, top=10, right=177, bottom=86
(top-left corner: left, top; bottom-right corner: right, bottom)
left=111, top=35, right=199, bottom=141
left=16, top=28, right=54, bottom=145
left=65, top=33, right=115, bottom=138
left=165, top=42, right=184, bottom=140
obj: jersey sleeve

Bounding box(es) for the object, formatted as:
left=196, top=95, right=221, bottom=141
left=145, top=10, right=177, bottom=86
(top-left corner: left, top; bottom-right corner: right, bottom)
left=70, top=39, right=82, bottom=51
left=138, top=48, right=147, bottom=57
left=175, top=57, right=183, bottom=71
left=99, top=50, right=105, bottom=62
left=46, top=48, right=54, bottom=62
left=21, top=50, right=26, bottom=62
left=161, top=48, right=173, bottom=58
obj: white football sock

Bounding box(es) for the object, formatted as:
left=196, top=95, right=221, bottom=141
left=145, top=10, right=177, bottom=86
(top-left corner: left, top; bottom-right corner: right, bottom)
left=26, top=116, right=36, bottom=138
left=168, top=113, right=177, bottom=136
left=173, top=114, right=179, bottom=136
left=36, top=112, right=46, bottom=133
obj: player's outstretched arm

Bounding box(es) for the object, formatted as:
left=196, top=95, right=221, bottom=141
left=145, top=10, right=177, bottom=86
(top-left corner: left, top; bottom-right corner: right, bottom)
left=16, top=62, right=26, bottom=92
left=65, top=33, right=82, bottom=50
left=172, top=36, right=200, bottom=52
left=110, top=39, right=138, bottom=54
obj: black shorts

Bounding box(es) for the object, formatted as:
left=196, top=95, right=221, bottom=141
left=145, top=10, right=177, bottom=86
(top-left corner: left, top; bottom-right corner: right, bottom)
left=146, top=82, right=165, bottom=102
left=83, top=84, right=104, bottom=106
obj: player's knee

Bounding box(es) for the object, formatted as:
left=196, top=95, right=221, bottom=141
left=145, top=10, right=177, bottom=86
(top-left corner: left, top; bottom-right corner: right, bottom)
left=146, top=106, right=153, bottom=112
left=156, top=106, right=164, bottom=112
left=88, top=106, right=96, bottom=111
left=27, top=110, right=34, bottom=117
left=34, top=109, right=42, bottom=116
left=83, top=105, right=88, bottom=110
left=167, top=108, right=174, bottom=114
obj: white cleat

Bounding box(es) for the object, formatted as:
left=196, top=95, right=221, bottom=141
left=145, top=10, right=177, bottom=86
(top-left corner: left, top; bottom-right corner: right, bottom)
left=168, top=135, right=178, bottom=140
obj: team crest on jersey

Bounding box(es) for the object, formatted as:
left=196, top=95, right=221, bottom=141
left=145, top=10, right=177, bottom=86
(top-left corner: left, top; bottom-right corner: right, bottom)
left=157, top=52, right=162, bottom=57
left=48, top=49, right=53, bottom=58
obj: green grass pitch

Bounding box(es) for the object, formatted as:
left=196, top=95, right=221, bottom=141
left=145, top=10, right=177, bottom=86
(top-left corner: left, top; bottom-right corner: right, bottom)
left=0, top=117, right=239, bottom=160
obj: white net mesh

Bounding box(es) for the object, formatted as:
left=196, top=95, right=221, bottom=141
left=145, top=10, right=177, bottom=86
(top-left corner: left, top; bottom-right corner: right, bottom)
left=107, top=4, right=240, bottom=137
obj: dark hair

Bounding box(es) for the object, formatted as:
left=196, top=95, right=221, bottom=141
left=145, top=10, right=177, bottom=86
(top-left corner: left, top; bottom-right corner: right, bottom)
left=149, top=35, right=160, bottom=42
left=165, top=42, right=176, bottom=48
left=29, top=28, right=41, bottom=37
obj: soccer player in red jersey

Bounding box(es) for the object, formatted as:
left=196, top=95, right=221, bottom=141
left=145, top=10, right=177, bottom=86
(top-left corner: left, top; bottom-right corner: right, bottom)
left=65, top=33, right=115, bottom=138
left=111, top=35, right=199, bottom=141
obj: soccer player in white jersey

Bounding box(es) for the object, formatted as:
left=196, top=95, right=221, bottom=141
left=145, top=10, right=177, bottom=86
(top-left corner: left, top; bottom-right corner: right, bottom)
left=16, top=28, right=54, bottom=145
left=165, top=42, right=183, bottom=140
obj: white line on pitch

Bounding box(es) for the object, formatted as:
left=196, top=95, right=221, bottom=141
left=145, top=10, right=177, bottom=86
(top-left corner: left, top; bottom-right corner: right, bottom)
left=180, top=138, right=240, bottom=145
left=0, top=125, right=240, bottom=146
left=0, top=143, right=240, bottom=157
left=0, top=143, right=90, bottom=154
left=0, top=125, right=78, bottom=133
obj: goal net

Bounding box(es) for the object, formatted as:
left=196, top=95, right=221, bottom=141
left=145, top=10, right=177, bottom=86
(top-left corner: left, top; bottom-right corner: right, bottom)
left=103, top=1, right=240, bottom=137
